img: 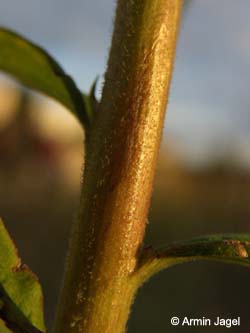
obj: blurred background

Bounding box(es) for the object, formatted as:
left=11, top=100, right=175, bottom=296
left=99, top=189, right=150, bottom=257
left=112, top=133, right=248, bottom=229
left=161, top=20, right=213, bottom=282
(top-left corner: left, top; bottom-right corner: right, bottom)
left=0, top=0, right=250, bottom=332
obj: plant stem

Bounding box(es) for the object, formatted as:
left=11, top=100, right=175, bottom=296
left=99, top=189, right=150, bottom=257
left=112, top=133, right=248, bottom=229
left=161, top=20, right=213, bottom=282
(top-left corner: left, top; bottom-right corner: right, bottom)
left=53, top=1, right=182, bottom=333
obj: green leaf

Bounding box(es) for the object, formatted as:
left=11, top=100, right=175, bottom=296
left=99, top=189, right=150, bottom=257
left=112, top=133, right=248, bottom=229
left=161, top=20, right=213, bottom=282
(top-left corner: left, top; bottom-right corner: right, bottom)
left=0, top=318, right=13, bottom=333
left=0, top=27, right=91, bottom=128
left=135, top=234, right=250, bottom=285
left=89, top=77, right=99, bottom=114
left=83, top=78, right=99, bottom=124
left=0, top=218, right=46, bottom=332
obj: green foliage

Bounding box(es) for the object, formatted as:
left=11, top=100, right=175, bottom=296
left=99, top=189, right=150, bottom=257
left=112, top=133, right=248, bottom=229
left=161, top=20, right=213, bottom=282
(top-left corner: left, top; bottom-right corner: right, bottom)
left=0, top=27, right=92, bottom=129
left=0, top=318, right=12, bottom=333
left=0, top=218, right=45, bottom=333
left=82, top=78, right=99, bottom=124
left=136, top=234, right=250, bottom=284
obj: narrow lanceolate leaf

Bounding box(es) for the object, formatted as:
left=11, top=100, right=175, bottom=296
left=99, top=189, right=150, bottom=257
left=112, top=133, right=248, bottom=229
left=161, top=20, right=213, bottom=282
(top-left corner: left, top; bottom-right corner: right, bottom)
left=0, top=27, right=91, bottom=128
left=82, top=78, right=99, bottom=124
left=89, top=78, right=99, bottom=114
left=0, top=218, right=46, bottom=333
left=135, top=234, right=250, bottom=284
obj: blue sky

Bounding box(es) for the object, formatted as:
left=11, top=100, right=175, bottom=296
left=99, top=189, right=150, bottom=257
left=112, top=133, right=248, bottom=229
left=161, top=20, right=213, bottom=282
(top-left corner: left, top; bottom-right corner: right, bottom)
left=0, top=0, right=250, bottom=166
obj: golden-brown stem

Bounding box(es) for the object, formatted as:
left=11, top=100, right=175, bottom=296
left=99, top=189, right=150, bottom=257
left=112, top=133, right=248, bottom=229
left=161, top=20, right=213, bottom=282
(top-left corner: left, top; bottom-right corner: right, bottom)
left=54, top=1, right=182, bottom=332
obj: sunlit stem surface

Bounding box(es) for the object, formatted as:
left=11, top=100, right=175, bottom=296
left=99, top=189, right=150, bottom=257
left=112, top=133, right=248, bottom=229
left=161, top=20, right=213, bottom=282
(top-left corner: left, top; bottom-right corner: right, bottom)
left=54, top=1, right=182, bottom=332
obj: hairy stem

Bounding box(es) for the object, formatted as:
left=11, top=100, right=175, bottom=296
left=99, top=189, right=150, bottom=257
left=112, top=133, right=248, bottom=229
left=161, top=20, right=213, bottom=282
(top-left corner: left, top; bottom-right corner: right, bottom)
left=54, top=1, right=182, bottom=332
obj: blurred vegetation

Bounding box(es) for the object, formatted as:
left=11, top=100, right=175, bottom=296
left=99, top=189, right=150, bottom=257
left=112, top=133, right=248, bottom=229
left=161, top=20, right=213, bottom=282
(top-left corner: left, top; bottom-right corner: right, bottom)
left=0, top=80, right=249, bottom=332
